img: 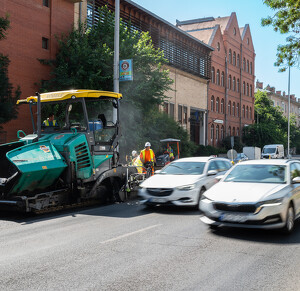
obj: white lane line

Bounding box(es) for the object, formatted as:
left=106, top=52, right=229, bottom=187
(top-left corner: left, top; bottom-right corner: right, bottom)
left=100, top=224, right=162, bottom=244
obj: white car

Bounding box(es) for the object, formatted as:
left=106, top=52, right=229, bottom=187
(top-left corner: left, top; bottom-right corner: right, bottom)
left=200, top=159, right=300, bottom=233
left=138, top=157, right=232, bottom=207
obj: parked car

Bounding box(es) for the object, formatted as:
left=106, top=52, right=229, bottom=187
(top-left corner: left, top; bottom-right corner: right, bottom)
left=138, top=157, right=232, bottom=207
left=200, top=159, right=300, bottom=233
left=233, top=153, right=248, bottom=164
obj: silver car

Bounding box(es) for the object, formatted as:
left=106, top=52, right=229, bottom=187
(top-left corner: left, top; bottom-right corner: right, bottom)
left=138, top=157, right=232, bottom=207
left=200, top=159, right=300, bottom=233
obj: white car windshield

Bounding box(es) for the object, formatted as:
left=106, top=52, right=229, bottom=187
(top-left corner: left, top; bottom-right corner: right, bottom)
left=160, top=162, right=205, bottom=175
left=224, top=164, right=286, bottom=183
left=263, top=148, right=276, bottom=154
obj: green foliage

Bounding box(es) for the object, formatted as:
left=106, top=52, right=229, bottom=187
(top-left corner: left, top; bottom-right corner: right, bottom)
left=0, top=15, right=21, bottom=130
left=0, top=14, right=10, bottom=40
left=39, top=6, right=199, bottom=158
left=221, top=136, right=244, bottom=152
left=262, top=0, right=300, bottom=70
left=242, top=90, right=300, bottom=150
left=194, top=145, right=225, bottom=156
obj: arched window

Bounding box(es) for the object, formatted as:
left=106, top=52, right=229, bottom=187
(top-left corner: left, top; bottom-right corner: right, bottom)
left=243, top=82, right=246, bottom=95
left=250, top=85, right=253, bottom=97
left=228, top=101, right=231, bottom=115
left=229, top=49, right=232, bottom=64
left=243, top=105, right=245, bottom=118
left=221, top=71, right=225, bottom=87
left=233, top=77, right=236, bottom=91
left=233, top=52, right=236, bottom=66
left=247, top=60, right=249, bottom=73
left=250, top=62, right=253, bottom=74
left=250, top=107, right=252, bottom=119
left=211, top=124, right=214, bottom=145
left=237, top=78, right=240, bottom=93
left=237, top=54, right=240, bottom=67
left=216, top=125, right=219, bottom=143
left=221, top=126, right=224, bottom=140
left=221, top=99, right=224, bottom=113
left=237, top=103, right=239, bottom=117
left=228, top=75, right=232, bottom=90
left=247, top=83, right=249, bottom=96
left=233, top=102, right=235, bottom=116
left=211, top=96, right=214, bottom=111
left=233, top=127, right=235, bottom=136
left=243, top=58, right=246, bottom=70
left=211, top=67, right=215, bottom=83
left=216, top=70, right=220, bottom=85
left=246, top=106, right=249, bottom=119
left=228, top=126, right=231, bottom=136
left=216, top=97, right=219, bottom=113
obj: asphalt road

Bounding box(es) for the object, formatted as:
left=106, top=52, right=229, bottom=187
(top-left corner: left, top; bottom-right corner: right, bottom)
left=0, top=201, right=299, bottom=291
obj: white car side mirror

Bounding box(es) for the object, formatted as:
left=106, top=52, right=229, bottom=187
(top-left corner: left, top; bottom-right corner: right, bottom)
left=292, top=176, right=300, bottom=184
left=207, top=170, right=217, bottom=176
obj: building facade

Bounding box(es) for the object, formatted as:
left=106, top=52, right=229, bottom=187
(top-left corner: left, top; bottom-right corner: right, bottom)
left=177, top=13, right=255, bottom=146
left=256, top=81, right=300, bottom=127
left=83, top=0, right=213, bottom=145
left=0, top=0, right=78, bottom=142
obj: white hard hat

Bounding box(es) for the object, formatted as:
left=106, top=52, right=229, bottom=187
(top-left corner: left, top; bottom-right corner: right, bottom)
left=145, top=142, right=151, bottom=147
left=132, top=150, right=137, bottom=156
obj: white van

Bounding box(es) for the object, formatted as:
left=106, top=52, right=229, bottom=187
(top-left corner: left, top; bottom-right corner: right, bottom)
left=261, top=144, right=284, bottom=159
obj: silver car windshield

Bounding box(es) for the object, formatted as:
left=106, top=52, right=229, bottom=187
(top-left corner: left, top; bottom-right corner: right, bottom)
left=160, top=162, right=205, bottom=175
left=224, top=164, right=286, bottom=183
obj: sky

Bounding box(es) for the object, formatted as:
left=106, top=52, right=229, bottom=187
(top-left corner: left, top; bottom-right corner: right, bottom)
left=132, top=0, right=300, bottom=99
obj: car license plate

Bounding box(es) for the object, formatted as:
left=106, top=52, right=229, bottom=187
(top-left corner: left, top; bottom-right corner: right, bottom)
left=220, top=213, right=248, bottom=223
left=150, top=198, right=166, bottom=203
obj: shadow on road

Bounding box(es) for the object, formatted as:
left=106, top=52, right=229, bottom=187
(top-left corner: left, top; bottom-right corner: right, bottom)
left=210, top=220, right=300, bottom=244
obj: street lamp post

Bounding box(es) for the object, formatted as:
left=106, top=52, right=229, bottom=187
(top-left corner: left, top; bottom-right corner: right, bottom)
left=287, top=65, right=291, bottom=158
left=113, top=0, right=120, bottom=123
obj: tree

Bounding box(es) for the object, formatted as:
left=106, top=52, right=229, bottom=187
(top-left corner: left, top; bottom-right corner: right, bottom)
left=262, top=0, right=300, bottom=70
left=39, top=6, right=197, bottom=157
left=243, top=90, right=300, bottom=150
left=0, top=15, right=21, bottom=130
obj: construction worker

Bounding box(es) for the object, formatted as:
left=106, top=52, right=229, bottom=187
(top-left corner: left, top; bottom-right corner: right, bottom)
left=165, top=144, right=175, bottom=161
left=131, top=150, right=143, bottom=174
left=140, top=142, right=156, bottom=176
left=43, top=113, right=58, bottom=127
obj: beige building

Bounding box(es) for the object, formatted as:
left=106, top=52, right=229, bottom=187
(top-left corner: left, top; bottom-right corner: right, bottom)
left=256, top=81, right=300, bottom=127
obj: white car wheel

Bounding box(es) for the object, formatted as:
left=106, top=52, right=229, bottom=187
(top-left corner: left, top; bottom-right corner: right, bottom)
left=282, top=204, right=295, bottom=234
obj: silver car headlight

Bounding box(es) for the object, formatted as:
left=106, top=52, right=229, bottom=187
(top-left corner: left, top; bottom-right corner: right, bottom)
left=176, top=184, right=196, bottom=191
left=260, top=198, right=284, bottom=206
left=254, top=198, right=284, bottom=214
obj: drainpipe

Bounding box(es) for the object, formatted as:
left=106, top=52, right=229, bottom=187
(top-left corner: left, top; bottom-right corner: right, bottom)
left=239, top=43, right=243, bottom=137
left=225, top=54, right=228, bottom=137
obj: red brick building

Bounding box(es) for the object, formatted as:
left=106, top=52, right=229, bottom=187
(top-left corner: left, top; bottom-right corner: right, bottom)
left=0, top=0, right=77, bottom=142
left=177, top=13, right=255, bottom=146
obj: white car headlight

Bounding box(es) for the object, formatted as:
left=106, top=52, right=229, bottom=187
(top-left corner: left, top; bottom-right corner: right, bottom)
left=176, top=184, right=196, bottom=191
left=260, top=198, right=284, bottom=206
left=254, top=197, right=284, bottom=214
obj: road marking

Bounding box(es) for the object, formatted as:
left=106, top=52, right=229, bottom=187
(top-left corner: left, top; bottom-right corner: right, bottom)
left=100, top=224, right=161, bottom=244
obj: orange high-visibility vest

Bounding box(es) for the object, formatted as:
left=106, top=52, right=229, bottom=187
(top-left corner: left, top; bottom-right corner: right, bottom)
left=140, top=149, right=154, bottom=163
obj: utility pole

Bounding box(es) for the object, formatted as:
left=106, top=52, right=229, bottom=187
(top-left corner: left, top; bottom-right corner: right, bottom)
left=287, top=65, right=291, bottom=158
left=113, top=0, right=120, bottom=123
